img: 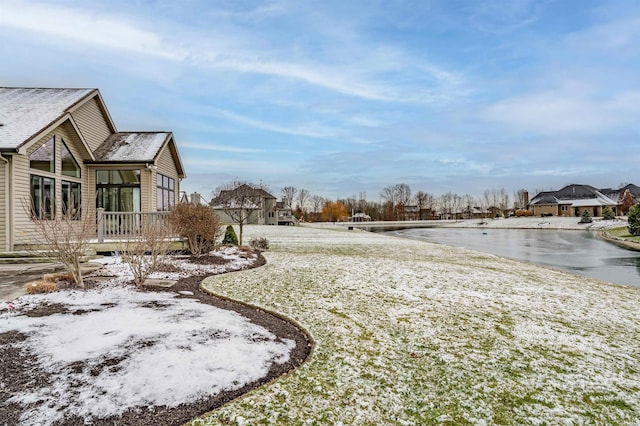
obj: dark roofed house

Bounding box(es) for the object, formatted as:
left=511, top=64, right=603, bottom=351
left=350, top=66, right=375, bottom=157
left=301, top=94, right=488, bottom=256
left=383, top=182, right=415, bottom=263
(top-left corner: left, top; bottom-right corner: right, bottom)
left=0, top=87, right=185, bottom=251
left=210, top=184, right=278, bottom=225
left=529, top=184, right=622, bottom=218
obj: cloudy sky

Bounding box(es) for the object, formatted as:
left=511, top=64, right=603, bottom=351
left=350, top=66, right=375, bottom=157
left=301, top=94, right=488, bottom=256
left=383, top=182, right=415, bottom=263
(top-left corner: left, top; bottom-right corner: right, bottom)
left=1, top=0, right=638, bottom=201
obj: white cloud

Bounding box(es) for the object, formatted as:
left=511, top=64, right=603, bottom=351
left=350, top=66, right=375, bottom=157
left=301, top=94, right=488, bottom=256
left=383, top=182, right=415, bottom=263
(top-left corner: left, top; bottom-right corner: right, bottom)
left=565, top=15, right=640, bottom=53
left=482, top=88, right=639, bottom=134
left=211, top=108, right=343, bottom=139
left=0, top=1, right=185, bottom=60
left=180, top=142, right=263, bottom=154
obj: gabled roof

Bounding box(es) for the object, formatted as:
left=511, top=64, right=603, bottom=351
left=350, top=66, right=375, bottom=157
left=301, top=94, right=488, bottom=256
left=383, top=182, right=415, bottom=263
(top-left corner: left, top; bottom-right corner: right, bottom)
left=0, top=87, right=96, bottom=150
left=530, top=184, right=618, bottom=206
left=210, top=184, right=275, bottom=207
left=89, top=132, right=185, bottom=178
left=93, top=132, right=170, bottom=162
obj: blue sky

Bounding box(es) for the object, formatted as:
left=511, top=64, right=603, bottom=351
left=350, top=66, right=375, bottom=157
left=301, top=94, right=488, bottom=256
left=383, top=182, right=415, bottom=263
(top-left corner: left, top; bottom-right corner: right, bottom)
left=1, top=0, right=639, bottom=202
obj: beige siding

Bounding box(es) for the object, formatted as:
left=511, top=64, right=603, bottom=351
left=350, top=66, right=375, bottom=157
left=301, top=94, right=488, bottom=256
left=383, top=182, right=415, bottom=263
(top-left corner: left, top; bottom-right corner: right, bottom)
left=0, top=158, right=6, bottom=250
left=13, top=122, right=89, bottom=246
left=154, top=144, right=180, bottom=211
left=71, top=97, right=112, bottom=152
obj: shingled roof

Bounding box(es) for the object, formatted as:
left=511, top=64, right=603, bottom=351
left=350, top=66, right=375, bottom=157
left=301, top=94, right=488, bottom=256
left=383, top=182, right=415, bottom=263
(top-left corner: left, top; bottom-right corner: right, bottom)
left=530, top=184, right=618, bottom=206
left=0, top=87, right=95, bottom=150
left=93, top=132, right=172, bottom=163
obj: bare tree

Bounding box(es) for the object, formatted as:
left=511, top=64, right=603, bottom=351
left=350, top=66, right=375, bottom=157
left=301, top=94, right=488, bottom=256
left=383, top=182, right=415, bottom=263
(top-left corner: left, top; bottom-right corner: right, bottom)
left=395, top=184, right=412, bottom=220
left=498, top=188, right=510, bottom=216
left=415, top=191, right=435, bottom=220
left=281, top=186, right=297, bottom=209
left=513, top=188, right=528, bottom=210
left=118, top=218, right=174, bottom=287
left=297, top=188, right=310, bottom=212
left=211, top=180, right=269, bottom=245
left=439, top=192, right=454, bottom=219
left=310, top=195, right=325, bottom=213
left=26, top=199, right=93, bottom=289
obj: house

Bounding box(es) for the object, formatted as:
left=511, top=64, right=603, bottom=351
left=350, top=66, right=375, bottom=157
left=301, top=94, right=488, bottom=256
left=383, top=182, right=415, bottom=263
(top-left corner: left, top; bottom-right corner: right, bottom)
left=350, top=212, right=372, bottom=222
left=0, top=87, right=185, bottom=251
left=275, top=201, right=296, bottom=225
left=529, top=184, right=620, bottom=217
left=210, top=184, right=279, bottom=225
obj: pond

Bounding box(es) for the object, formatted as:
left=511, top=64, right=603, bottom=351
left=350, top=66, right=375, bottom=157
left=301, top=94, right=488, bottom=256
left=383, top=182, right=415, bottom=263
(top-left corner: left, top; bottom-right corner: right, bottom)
left=384, top=228, right=640, bottom=287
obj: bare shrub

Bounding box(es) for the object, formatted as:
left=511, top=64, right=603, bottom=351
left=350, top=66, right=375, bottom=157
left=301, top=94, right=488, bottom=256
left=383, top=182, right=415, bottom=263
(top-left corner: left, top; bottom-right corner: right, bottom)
left=24, top=280, right=57, bottom=294
left=249, top=237, right=269, bottom=251
left=515, top=209, right=534, bottom=217
left=25, top=201, right=93, bottom=289
left=118, top=218, right=174, bottom=287
left=169, top=203, right=222, bottom=257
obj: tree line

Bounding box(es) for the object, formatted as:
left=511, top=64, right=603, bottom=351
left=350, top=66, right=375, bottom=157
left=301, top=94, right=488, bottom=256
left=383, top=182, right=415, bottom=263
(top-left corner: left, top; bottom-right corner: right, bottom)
left=280, top=184, right=530, bottom=222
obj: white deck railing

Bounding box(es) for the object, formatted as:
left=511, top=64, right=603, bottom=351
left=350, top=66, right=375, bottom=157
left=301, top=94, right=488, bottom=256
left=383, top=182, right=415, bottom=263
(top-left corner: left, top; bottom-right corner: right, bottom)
left=96, top=208, right=173, bottom=242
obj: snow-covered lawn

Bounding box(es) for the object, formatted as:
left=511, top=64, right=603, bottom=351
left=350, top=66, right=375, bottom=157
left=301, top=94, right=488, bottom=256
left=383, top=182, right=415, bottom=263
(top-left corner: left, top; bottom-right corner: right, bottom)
left=195, top=225, right=640, bottom=425
left=0, top=248, right=294, bottom=425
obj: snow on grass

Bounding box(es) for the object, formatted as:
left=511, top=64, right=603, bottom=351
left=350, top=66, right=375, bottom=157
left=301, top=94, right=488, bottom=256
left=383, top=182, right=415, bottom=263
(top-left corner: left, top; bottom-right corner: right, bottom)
left=195, top=225, right=640, bottom=425
left=0, top=248, right=293, bottom=425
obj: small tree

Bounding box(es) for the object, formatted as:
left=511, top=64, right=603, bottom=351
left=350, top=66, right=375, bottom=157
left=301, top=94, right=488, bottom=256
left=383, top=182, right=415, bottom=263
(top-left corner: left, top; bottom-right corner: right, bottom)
left=211, top=180, right=270, bottom=245
left=169, top=203, right=222, bottom=257
left=602, top=206, right=615, bottom=220
left=222, top=225, right=238, bottom=245
left=579, top=209, right=593, bottom=224
left=628, top=204, right=640, bottom=236
left=321, top=201, right=349, bottom=222
left=118, top=218, right=174, bottom=287
left=26, top=200, right=93, bottom=289
left=619, top=190, right=636, bottom=215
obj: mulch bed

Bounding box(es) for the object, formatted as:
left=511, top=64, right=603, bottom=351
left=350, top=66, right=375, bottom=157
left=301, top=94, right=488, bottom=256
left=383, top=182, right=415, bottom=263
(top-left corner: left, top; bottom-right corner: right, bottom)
left=0, top=252, right=313, bottom=426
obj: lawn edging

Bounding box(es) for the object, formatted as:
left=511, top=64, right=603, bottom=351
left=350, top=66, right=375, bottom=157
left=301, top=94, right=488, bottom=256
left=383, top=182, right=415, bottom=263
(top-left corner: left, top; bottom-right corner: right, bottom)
left=600, top=227, right=640, bottom=252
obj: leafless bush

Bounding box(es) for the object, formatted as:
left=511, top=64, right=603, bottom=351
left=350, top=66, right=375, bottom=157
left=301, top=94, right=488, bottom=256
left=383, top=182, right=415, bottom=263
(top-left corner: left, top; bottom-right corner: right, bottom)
left=169, top=203, right=222, bottom=257
left=515, top=209, right=534, bottom=217
left=118, top=218, right=174, bottom=287
left=24, top=279, right=57, bottom=294
left=249, top=237, right=269, bottom=251
left=26, top=201, right=93, bottom=289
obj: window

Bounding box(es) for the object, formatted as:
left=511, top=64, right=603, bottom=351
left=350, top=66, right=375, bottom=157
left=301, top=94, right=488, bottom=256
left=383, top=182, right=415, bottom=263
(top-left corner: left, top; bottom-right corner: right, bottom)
left=96, top=169, right=140, bottom=185
left=30, top=137, right=54, bottom=173
left=30, top=175, right=55, bottom=219
left=61, top=140, right=81, bottom=178
left=156, top=174, right=175, bottom=211
left=62, top=181, right=81, bottom=219
left=96, top=170, right=141, bottom=212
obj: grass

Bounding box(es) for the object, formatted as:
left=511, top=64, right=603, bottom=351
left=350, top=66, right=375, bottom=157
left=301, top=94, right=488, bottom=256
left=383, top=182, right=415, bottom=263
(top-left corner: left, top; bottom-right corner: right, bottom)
left=192, top=225, right=640, bottom=425
left=607, top=226, right=640, bottom=244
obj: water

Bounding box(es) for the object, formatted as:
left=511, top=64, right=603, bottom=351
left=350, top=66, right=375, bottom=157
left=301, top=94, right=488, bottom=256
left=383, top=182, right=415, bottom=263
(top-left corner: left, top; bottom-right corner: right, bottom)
left=385, top=228, right=640, bottom=287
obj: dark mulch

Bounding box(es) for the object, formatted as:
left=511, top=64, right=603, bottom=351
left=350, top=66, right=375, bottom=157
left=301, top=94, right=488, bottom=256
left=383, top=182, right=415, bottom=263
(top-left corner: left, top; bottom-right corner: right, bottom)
left=0, top=251, right=313, bottom=426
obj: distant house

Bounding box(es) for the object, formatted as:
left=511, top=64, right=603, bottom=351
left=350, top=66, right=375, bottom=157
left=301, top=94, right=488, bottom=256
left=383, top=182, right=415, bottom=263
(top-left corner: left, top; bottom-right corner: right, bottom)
left=0, top=87, right=185, bottom=251
left=529, top=184, right=622, bottom=217
left=210, top=184, right=299, bottom=225
left=350, top=212, right=372, bottom=222
left=275, top=201, right=296, bottom=225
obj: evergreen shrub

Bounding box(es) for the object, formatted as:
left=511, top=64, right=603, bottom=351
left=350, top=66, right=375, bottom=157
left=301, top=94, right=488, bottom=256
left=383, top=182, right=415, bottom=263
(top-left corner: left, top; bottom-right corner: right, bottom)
left=222, top=225, right=239, bottom=245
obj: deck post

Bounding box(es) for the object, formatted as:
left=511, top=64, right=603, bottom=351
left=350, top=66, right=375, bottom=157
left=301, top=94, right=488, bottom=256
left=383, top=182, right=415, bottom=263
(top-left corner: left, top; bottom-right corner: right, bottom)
left=97, top=208, right=104, bottom=242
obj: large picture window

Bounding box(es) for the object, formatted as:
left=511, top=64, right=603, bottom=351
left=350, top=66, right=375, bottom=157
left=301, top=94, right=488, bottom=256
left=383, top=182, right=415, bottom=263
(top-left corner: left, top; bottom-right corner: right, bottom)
left=96, top=170, right=141, bottom=212
left=62, top=181, right=81, bottom=219
left=156, top=174, right=175, bottom=211
left=30, top=175, right=55, bottom=219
